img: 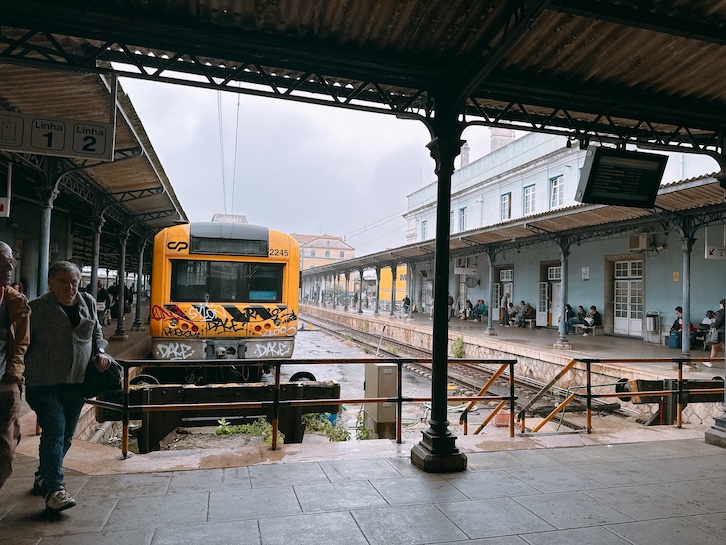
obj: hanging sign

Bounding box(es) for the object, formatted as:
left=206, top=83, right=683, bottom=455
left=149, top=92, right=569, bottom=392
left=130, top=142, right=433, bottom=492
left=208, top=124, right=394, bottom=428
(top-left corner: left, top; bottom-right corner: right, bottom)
left=454, top=267, right=477, bottom=275
left=0, top=111, right=114, bottom=161
left=705, top=246, right=726, bottom=260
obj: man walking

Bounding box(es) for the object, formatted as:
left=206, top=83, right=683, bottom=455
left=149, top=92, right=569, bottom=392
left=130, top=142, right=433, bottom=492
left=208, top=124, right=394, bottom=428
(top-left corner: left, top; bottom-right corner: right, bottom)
left=0, top=241, right=31, bottom=489
left=500, top=292, right=510, bottom=326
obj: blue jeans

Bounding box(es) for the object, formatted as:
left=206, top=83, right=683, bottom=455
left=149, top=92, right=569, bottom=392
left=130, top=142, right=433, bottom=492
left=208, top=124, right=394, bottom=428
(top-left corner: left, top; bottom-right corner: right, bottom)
left=26, top=384, right=85, bottom=493
left=567, top=317, right=583, bottom=333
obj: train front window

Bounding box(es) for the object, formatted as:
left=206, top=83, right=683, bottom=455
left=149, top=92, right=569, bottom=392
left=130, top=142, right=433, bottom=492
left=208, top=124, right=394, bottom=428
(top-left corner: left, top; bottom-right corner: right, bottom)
left=171, top=260, right=283, bottom=303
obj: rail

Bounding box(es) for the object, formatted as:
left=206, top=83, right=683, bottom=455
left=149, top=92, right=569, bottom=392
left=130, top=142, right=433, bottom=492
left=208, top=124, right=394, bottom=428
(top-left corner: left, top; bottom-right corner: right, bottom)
left=87, top=357, right=518, bottom=458
left=517, top=357, right=724, bottom=433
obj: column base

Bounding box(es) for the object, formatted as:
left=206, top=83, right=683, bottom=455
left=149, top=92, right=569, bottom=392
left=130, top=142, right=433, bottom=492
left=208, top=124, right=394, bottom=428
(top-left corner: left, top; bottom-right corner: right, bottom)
left=705, top=416, right=726, bottom=448
left=484, top=327, right=498, bottom=336
left=110, top=334, right=129, bottom=341
left=552, top=338, right=572, bottom=349
left=410, top=430, right=467, bottom=473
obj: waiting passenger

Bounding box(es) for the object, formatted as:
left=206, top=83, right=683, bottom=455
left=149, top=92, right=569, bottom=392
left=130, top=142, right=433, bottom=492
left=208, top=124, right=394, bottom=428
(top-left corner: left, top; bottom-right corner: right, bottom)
left=581, top=305, right=602, bottom=336
left=460, top=299, right=473, bottom=320
left=471, top=300, right=487, bottom=321
left=567, top=305, right=587, bottom=333
left=518, top=303, right=535, bottom=327
left=562, top=304, right=575, bottom=332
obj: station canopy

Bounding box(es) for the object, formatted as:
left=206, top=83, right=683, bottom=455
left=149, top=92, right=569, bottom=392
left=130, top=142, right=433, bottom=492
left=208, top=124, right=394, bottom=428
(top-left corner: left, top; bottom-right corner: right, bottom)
left=2, top=1, right=726, bottom=265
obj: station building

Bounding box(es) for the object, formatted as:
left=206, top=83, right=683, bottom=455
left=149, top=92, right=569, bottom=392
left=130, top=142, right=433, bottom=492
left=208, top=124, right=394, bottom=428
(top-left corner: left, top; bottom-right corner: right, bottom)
left=303, top=132, right=725, bottom=344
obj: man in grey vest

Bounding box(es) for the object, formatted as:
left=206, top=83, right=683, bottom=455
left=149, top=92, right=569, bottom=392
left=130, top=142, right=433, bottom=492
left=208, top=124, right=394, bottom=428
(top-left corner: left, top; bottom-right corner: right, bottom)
left=0, top=241, right=31, bottom=489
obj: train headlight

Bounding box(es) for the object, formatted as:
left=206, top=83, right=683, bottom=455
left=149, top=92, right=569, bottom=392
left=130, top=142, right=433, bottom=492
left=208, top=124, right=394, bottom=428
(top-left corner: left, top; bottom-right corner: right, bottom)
left=169, top=319, right=178, bottom=327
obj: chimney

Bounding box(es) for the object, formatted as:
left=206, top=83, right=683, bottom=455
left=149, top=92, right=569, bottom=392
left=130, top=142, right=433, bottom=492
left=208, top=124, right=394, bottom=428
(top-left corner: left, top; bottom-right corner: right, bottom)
left=460, top=142, right=470, bottom=167
left=490, top=128, right=514, bottom=152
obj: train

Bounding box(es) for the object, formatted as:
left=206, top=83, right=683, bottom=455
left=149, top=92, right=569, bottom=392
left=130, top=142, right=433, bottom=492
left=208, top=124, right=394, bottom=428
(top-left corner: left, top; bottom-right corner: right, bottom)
left=148, top=222, right=300, bottom=382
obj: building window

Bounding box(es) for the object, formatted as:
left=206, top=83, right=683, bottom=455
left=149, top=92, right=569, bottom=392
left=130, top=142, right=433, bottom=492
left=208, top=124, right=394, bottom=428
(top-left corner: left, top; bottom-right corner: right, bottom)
left=450, top=210, right=454, bottom=233
left=325, top=250, right=330, bottom=258
left=547, top=266, right=562, bottom=280
left=311, top=249, right=316, bottom=257
left=523, top=184, right=535, bottom=215
left=500, top=269, right=513, bottom=282
left=550, top=175, right=563, bottom=208
left=501, top=193, right=511, bottom=221
left=339, top=251, right=345, bottom=258
left=421, top=220, right=427, bottom=240
left=458, top=207, right=467, bottom=232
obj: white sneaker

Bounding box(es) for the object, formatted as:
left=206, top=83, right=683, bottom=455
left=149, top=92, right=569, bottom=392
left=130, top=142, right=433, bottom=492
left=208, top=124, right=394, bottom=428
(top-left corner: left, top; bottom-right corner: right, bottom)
left=703, top=361, right=713, bottom=367
left=582, top=333, right=589, bottom=336
left=45, top=488, right=76, bottom=512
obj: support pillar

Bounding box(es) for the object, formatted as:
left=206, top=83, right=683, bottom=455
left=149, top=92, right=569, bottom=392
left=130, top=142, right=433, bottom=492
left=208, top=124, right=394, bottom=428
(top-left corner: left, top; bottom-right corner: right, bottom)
left=705, top=171, right=726, bottom=447
left=484, top=246, right=497, bottom=336
left=358, top=268, right=364, bottom=313
left=410, top=96, right=467, bottom=472
left=112, top=230, right=129, bottom=341
left=679, top=221, right=694, bottom=357
left=89, top=215, right=105, bottom=298
left=36, top=162, right=60, bottom=296
left=344, top=272, right=350, bottom=311
left=553, top=235, right=573, bottom=349
left=389, top=264, right=397, bottom=316
left=132, top=238, right=148, bottom=330
left=374, top=266, right=381, bottom=316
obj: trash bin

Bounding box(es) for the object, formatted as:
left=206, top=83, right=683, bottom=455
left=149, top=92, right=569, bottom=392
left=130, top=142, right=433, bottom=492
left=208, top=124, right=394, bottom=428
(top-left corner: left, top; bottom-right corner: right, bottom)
left=646, top=312, right=659, bottom=333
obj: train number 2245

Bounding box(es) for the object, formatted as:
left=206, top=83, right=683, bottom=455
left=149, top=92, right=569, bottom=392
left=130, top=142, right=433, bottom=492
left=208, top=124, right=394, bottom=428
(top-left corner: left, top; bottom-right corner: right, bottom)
left=269, top=248, right=289, bottom=256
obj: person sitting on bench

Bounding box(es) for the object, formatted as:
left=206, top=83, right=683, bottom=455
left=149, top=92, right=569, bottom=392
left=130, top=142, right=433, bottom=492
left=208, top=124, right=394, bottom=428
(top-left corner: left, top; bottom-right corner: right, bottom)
left=581, top=305, right=602, bottom=335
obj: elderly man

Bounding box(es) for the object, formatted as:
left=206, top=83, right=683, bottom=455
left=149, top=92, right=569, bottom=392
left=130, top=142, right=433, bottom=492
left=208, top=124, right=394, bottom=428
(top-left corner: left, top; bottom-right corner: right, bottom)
left=0, top=241, right=31, bottom=489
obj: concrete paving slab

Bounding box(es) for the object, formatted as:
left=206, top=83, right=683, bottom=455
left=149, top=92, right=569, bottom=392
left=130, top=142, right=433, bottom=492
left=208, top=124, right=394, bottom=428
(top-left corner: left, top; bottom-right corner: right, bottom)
left=583, top=485, right=706, bottom=520
left=680, top=513, right=726, bottom=541
left=606, top=517, right=726, bottom=545
left=514, top=490, right=636, bottom=529
left=370, top=474, right=468, bottom=505
left=150, top=519, right=261, bottom=545
left=352, top=503, right=469, bottom=544
left=104, top=491, right=208, bottom=530
left=517, top=526, right=632, bottom=545
left=37, top=529, right=153, bottom=545
left=294, top=480, right=388, bottom=513
left=506, top=466, right=606, bottom=493
left=649, top=477, right=726, bottom=513
left=259, top=511, right=369, bottom=545
left=430, top=537, right=528, bottom=545
left=319, top=458, right=402, bottom=482
left=441, top=469, right=542, bottom=499
left=248, top=460, right=330, bottom=488
left=436, top=497, right=555, bottom=539
left=207, top=486, right=301, bottom=521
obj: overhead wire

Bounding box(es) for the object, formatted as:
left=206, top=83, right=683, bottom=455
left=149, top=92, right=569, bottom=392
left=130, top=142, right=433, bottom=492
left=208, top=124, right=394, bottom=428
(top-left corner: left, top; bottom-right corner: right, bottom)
left=217, top=90, right=228, bottom=214
left=230, top=86, right=242, bottom=215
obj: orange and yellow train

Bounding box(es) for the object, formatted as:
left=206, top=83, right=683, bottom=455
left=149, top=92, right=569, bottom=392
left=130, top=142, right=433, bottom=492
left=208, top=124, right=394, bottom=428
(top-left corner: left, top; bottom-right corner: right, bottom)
left=149, top=222, right=299, bottom=381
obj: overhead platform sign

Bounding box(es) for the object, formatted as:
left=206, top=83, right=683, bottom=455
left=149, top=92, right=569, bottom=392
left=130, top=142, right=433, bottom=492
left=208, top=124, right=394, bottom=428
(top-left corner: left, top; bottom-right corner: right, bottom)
left=0, top=111, right=114, bottom=161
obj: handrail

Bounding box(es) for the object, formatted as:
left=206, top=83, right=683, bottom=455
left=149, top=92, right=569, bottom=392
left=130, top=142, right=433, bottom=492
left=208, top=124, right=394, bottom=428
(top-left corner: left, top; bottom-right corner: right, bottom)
left=87, top=357, right=519, bottom=457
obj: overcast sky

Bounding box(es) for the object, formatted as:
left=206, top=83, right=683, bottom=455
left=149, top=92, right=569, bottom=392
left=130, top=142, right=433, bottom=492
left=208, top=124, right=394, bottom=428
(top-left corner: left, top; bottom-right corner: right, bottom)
left=119, top=78, right=493, bottom=256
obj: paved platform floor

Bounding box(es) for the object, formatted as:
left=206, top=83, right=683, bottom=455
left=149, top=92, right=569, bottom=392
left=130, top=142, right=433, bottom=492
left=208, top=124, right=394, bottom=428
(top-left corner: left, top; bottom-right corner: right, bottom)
left=3, top=303, right=725, bottom=543
left=2, top=435, right=726, bottom=544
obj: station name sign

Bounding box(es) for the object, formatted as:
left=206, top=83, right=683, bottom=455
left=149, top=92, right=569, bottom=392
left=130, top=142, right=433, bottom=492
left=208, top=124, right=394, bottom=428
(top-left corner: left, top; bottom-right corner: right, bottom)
left=0, top=111, right=114, bottom=161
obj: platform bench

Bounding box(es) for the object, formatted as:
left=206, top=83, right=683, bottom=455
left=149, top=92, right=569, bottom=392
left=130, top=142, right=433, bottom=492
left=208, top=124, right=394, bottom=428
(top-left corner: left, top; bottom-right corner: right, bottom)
left=524, top=319, right=536, bottom=329
left=574, top=323, right=603, bottom=336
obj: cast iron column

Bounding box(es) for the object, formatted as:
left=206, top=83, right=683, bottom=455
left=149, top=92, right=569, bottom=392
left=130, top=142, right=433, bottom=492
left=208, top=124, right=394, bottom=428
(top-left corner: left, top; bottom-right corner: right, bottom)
left=132, top=238, right=147, bottom=330
left=411, top=99, right=467, bottom=472
left=89, top=215, right=105, bottom=298
left=112, top=230, right=129, bottom=341
left=484, top=246, right=497, bottom=336
left=679, top=221, right=694, bottom=356
left=390, top=264, right=397, bottom=316
left=553, top=235, right=572, bottom=349
left=374, top=266, right=381, bottom=315
left=344, top=272, right=350, bottom=311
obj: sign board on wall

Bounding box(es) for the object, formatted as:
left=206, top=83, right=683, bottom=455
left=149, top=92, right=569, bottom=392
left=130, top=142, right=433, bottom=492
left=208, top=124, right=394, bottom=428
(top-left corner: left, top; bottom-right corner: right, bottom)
left=705, top=246, right=726, bottom=260
left=0, top=112, right=115, bottom=161
left=454, top=267, right=477, bottom=275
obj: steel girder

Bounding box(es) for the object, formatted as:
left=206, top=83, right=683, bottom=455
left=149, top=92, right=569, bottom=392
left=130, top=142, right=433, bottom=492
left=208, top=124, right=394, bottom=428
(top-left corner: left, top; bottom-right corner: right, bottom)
left=1, top=7, right=726, bottom=156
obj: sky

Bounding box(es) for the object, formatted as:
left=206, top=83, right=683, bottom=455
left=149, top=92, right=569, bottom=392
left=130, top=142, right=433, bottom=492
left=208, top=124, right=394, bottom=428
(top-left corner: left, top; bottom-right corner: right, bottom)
left=119, top=78, right=494, bottom=256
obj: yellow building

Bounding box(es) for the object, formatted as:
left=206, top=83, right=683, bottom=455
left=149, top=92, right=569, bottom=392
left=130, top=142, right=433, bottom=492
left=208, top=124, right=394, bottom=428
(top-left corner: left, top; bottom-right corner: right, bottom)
left=373, top=264, right=408, bottom=304
left=292, top=233, right=355, bottom=270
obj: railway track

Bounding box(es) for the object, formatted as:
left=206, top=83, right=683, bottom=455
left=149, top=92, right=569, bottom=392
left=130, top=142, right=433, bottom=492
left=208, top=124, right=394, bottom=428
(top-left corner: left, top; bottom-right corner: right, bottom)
left=299, top=313, right=639, bottom=431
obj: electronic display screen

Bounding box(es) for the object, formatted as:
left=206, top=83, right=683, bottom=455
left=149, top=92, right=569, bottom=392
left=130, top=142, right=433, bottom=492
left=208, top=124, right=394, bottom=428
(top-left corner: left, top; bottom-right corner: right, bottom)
left=575, top=147, right=668, bottom=208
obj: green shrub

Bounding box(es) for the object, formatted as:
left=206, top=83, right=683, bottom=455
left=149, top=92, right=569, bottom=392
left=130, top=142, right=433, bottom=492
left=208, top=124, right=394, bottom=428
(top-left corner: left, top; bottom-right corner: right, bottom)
left=451, top=335, right=465, bottom=358
left=215, top=417, right=284, bottom=446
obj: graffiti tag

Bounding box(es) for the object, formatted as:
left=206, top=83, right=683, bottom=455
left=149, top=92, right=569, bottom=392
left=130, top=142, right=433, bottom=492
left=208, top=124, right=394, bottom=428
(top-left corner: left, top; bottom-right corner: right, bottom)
left=156, top=342, right=195, bottom=360
left=251, top=341, right=293, bottom=358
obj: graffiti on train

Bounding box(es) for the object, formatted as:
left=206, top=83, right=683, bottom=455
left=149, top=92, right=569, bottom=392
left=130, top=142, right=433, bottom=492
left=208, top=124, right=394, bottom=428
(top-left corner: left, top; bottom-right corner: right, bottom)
left=250, top=341, right=293, bottom=358
left=155, top=342, right=196, bottom=360
left=163, top=327, right=200, bottom=338
left=151, top=303, right=297, bottom=337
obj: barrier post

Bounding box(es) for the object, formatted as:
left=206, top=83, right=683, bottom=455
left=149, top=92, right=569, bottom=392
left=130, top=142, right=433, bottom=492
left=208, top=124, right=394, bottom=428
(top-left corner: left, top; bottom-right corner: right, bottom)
left=121, top=363, right=130, bottom=458
left=509, top=361, right=515, bottom=437
left=271, top=362, right=281, bottom=450
left=586, top=361, right=592, bottom=433
left=396, top=360, right=403, bottom=444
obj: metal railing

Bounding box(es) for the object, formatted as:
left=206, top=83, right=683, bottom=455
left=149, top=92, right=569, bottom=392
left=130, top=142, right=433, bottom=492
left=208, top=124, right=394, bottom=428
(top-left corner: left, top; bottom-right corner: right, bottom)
left=87, top=357, right=519, bottom=458
left=517, top=357, right=724, bottom=433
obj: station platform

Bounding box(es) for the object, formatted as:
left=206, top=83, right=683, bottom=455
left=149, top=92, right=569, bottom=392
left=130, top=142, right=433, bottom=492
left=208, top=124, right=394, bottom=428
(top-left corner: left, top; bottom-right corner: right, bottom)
left=3, top=304, right=726, bottom=543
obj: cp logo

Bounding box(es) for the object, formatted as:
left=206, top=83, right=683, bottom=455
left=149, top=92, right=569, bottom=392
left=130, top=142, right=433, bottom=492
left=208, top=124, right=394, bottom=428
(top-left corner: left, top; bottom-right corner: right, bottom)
left=167, top=241, right=189, bottom=251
